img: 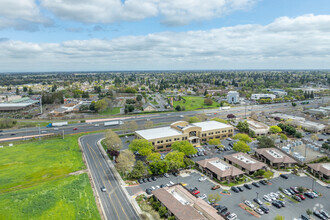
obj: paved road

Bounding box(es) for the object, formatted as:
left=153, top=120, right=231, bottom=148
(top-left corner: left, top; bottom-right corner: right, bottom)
left=0, top=99, right=326, bottom=142
left=80, top=134, right=139, bottom=220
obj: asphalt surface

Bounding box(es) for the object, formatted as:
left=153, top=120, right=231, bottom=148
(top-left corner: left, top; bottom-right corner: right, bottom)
left=80, top=134, right=139, bottom=220
left=0, top=99, right=325, bottom=142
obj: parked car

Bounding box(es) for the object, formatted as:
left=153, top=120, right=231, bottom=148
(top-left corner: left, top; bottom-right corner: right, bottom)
left=73, top=128, right=78, bottom=130
left=237, top=186, right=244, bottom=192
left=304, top=192, right=314, bottom=198
left=169, top=181, right=174, bottom=185
left=290, top=186, right=299, bottom=194
left=272, top=201, right=282, bottom=208
left=212, top=185, right=221, bottom=190
left=259, top=180, right=268, bottom=185
left=192, top=190, right=200, bottom=195
left=160, top=184, right=165, bottom=188
left=244, top=184, right=252, bottom=190
left=297, top=194, right=306, bottom=200
left=254, top=208, right=264, bottom=215
left=164, top=173, right=170, bottom=178
left=283, top=189, right=291, bottom=196
left=143, top=178, right=148, bottom=183
left=263, top=195, right=272, bottom=202
left=301, top=214, right=310, bottom=220
left=172, top=172, right=179, bottom=176
left=199, top=194, right=207, bottom=200
left=138, top=179, right=143, bottom=184
left=151, top=186, right=156, bottom=190
left=252, top=182, right=260, bottom=188
left=231, top=186, right=239, bottom=193
left=314, top=211, right=327, bottom=220
left=253, top=198, right=263, bottom=205
left=259, top=205, right=269, bottom=214
left=320, top=210, right=329, bottom=219
left=227, top=213, right=237, bottom=220
left=287, top=188, right=295, bottom=195
left=244, top=200, right=254, bottom=208
left=276, top=200, right=286, bottom=207
left=147, top=177, right=152, bottom=182
left=145, top=189, right=152, bottom=195
left=280, top=174, right=289, bottom=179
left=292, top=195, right=302, bottom=202
left=198, top=177, right=207, bottom=182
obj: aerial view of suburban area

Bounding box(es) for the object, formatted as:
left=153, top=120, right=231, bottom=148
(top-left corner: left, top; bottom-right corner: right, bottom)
left=0, top=1, right=329, bottom=220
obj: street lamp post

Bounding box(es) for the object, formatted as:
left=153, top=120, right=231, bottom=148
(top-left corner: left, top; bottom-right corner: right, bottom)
left=256, top=192, right=259, bottom=200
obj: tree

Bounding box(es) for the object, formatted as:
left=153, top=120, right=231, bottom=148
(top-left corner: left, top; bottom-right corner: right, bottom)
left=258, top=136, right=275, bottom=148
left=297, top=186, right=304, bottom=193
left=306, top=209, right=313, bottom=216
left=104, top=129, right=123, bottom=152
left=208, top=194, right=221, bottom=203
left=212, top=118, right=228, bottom=124
left=149, top=160, right=169, bottom=175
left=128, top=139, right=153, bottom=156
left=28, top=87, right=33, bottom=95
left=158, top=206, right=167, bottom=218
left=89, top=101, right=96, bottom=111
left=208, top=139, right=221, bottom=146
left=233, top=133, right=252, bottom=143
left=144, top=120, right=154, bottom=129
left=130, top=160, right=146, bottom=179
left=171, top=141, right=197, bottom=156
left=175, top=105, right=181, bottom=111
left=128, top=120, right=138, bottom=131
left=292, top=102, right=297, bottom=107
left=146, top=152, right=161, bottom=162
left=95, top=99, right=107, bottom=112
left=311, top=134, right=319, bottom=141
left=165, top=151, right=185, bottom=170
left=23, top=86, right=28, bottom=92
left=269, top=125, right=282, bottom=134
left=116, top=150, right=135, bottom=175
left=188, top=116, right=201, bottom=123
left=263, top=171, right=274, bottom=179
left=136, top=95, right=142, bottom=102
left=16, top=88, right=19, bottom=95
left=236, top=121, right=249, bottom=133
left=196, top=114, right=207, bottom=122
left=274, top=215, right=284, bottom=220
left=233, top=141, right=251, bottom=153
left=280, top=133, right=288, bottom=141
left=204, top=98, right=213, bottom=105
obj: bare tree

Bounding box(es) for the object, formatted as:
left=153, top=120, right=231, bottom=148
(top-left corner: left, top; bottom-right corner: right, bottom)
left=104, top=129, right=123, bottom=152
left=250, top=112, right=258, bottom=121
left=144, top=120, right=154, bottom=129
left=129, top=120, right=138, bottom=131
left=115, top=150, right=135, bottom=175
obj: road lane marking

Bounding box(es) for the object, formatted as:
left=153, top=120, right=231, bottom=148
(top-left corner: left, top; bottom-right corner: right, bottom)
left=87, top=142, right=131, bottom=220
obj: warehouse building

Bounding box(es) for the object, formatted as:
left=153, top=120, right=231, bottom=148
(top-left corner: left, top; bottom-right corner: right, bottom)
left=135, top=121, right=234, bottom=151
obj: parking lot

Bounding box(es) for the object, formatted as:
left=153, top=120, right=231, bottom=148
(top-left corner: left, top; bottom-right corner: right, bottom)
left=129, top=172, right=330, bottom=220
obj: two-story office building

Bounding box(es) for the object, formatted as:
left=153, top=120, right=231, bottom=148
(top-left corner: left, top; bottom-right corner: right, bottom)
left=134, top=121, right=234, bottom=151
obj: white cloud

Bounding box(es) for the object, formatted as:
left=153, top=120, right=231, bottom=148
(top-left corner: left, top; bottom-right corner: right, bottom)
left=40, top=0, right=256, bottom=25
left=0, top=14, right=329, bottom=71
left=0, top=0, right=49, bottom=30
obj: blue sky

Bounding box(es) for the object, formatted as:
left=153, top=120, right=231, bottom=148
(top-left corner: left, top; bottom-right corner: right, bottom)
left=0, top=0, right=329, bottom=71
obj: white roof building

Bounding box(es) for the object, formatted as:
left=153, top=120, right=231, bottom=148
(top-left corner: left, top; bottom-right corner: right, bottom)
left=251, top=94, right=276, bottom=100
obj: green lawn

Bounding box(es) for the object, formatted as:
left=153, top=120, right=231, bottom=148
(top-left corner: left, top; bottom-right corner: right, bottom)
left=0, top=134, right=101, bottom=219
left=173, top=96, right=219, bottom=111
left=0, top=174, right=100, bottom=220
left=99, top=107, right=121, bottom=115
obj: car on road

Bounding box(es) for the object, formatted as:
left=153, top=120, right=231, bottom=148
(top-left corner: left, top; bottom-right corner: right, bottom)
left=253, top=198, right=263, bottom=205
left=244, top=184, right=252, bottom=190
left=244, top=200, right=254, bottom=208
left=280, top=174, right=289, bottom=179
left=212, top=185, right=221, bottom=190
left=252, top=182, right=260, bottom=188
left=100, top=186, right=106, bottom=192
left=73, top=128, right=78, bottom=130
left=231, top=186, right=239, bottom=193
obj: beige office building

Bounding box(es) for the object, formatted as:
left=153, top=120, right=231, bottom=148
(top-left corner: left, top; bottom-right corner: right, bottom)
left=135, top=121, right=234, bottom=151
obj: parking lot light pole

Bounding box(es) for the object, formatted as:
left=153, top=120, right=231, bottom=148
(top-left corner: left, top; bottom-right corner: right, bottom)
left=256, top=192, right=259, bottom=199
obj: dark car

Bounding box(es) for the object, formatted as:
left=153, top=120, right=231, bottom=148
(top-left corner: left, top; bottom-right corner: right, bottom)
left=151, top=176, right=157, bottom=181
left=237, top=186, right=244, bottom=192
left=277, top=200, right=286, bottom=207
left=146, top=188, right=152, bottom=195
left=314, top=211, right=327, bottom=220
left=260, top=205, right=269, bottom=214
left=231, top=186, right=239, bottom=193
left=304, top=192, right=314, bottom=198
left=253, top=198, right=263, bottom=205
left=280, top=174, right=289, bottom=179
left=272, top=201, right=282, bottom=208
left=301, top=214, right=310, bottom=220
left=160, top=184, right=165, bottom=188
left=287, top=188, right=295, bottom=195
left=100, top=186, right=106, bottom=192
left=217, top=206, right=228, bottom=214
left=11, top=133, right=16, bottom=135
left=259, top=180, right=268, bottom=185
left=292, top=195, right=302, bottom=202
left=290, top=186, right=299, bottom=194
left=252, top=182, right=260, bottom=188
left=229, top=143, right=234, bottom=147
left=138, top=179, right=143, bottom=184
left=244, top=184, right=252, bottom=190
left=143, top=178, right=148, bottom=183
left=147, top=177, right=152, bottom=182
left=172, top=172, right=179, bottom=177
left=320, top=210, right=329, bottom=219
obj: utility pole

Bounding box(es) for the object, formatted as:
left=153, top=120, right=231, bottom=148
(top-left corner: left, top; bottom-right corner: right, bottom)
left=256, top=192, right=259, bottom=200
left=62, top=130, right=64, bottom=140
left=38, top=124, right=41, bottom=140
left=40, top=96, right=43, bottom=114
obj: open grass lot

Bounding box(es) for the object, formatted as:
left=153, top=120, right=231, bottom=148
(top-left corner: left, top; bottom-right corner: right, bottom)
left=99, top=107, right=121, bottom=115
left=0, top=134, right=101, bottom=219
left=0, top=173, right=100, bottom=220
left=173, top=96, right=219, bottom=111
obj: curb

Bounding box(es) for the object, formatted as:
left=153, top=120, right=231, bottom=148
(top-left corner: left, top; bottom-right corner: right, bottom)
left=97, top=138, right=150, bottom=220
left=78, top=136, right=106, bottom=220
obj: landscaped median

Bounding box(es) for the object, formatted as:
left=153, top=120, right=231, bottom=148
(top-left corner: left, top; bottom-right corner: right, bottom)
left=239, top=203, right=261, bottom=218
left=0, top=134, right=101, bottom=219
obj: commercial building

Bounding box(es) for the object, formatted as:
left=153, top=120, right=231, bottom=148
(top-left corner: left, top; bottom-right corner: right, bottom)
left=152, top=184, right=223, bottom=220
left=246, top=120, right=270, bottom=136
left=227, top=91, right=239, bottom=104
left=267, top=89, right=288, bottom=97
left=255, top=148, right=297, bottom=169
left=223, top=152, right=267, bottom=175
left=0, top=97, right=39, bottom=112
left=196, top=157, right=244, bottom=182
left=143, top=102, right=157, bottom=112
left=135, top=121, right=234, bottom=151
left=0, top=95, right=21, bottom=102
left=251, top=94, right=276, bottom=100
left=305, top=106, right=330, bottom=117
left=307, top=163, right=330, bottom=181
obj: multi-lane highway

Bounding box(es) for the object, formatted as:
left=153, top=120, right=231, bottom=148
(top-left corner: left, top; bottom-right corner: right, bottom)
left=0, top=99, right=327, bottom=142
left=80, top=134, right=139, bottom=220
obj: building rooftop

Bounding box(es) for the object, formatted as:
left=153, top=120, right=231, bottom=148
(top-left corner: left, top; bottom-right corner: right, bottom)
left=135, top=126, right=182, bottom=140
left=192, top=121, right=232, bottom=132
left=255, top=148, right=297, bottom=164
left=307, top=163, right=330, bottom=176
left=224, top=152, right=267, bottom=172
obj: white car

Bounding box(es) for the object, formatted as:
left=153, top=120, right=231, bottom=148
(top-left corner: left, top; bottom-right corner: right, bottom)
left=54, top=128, right=59, bottom=130
left=94, top=124, right=99, bottom=127
left=199, top=194, right=207, bottom=200
left=169, top=181, right=174, bottom=185
left=166, top=183, right=171, bottom=187
left=311, top=192, right=318, bottom=198
left=263, top=195, right=272, bottom=202
left=283, top=189, right=291, bottom=196
left=156, top=185, right=160, bottom=189
left=198, top=177, right=207, bottom=182
left=164, top=173, right=170, bottom=178
left=227, top=213, right=237, bottom=220
left=151, top=186, right=156, bottom=190
left=244, top=200, right=254, bottom=208
left=254, top=208, right=264, bottom=215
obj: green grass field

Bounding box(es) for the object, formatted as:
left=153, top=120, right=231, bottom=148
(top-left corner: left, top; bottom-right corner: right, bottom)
left=173, top=96, right=219, bottom=111
left=0, top=134, right=100, bottom=219
left=99, top=107, right=121, bottom=115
